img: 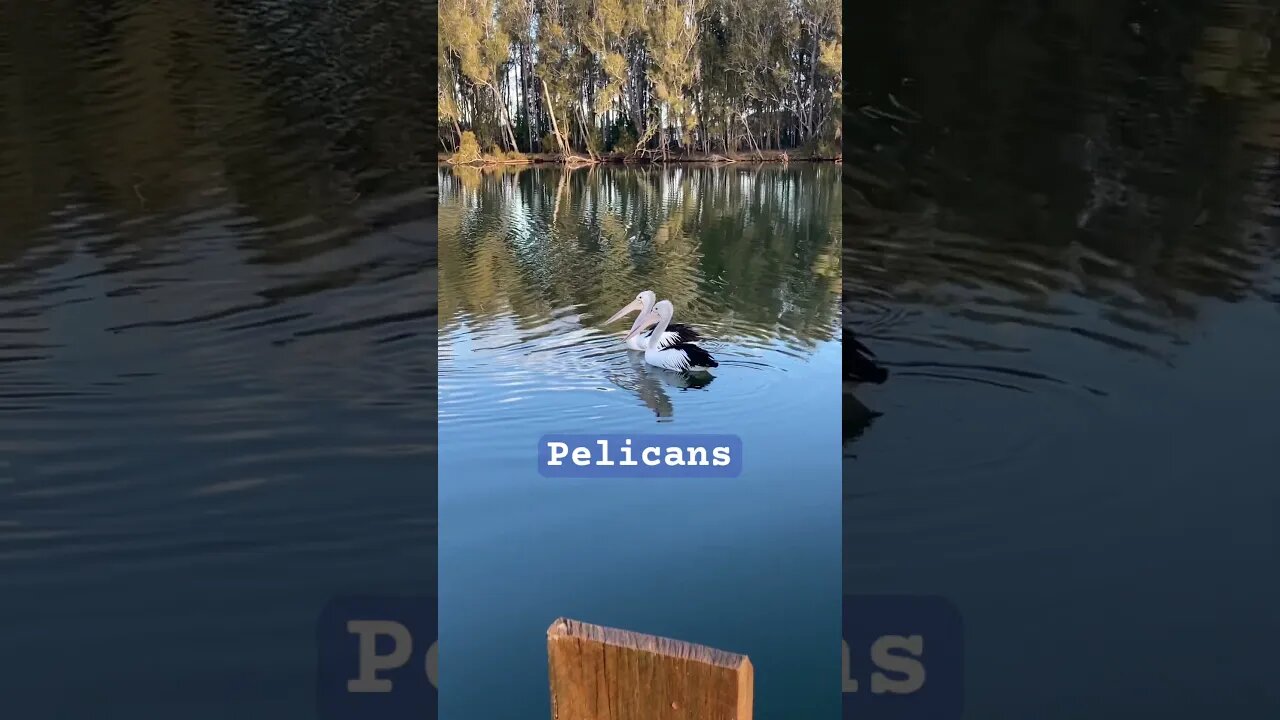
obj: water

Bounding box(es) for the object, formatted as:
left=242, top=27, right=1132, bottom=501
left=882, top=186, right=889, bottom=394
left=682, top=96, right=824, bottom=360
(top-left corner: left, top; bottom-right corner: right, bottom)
left=0, top=3, right=435, bottom=717
left=846, top=1, right=1280, bottom=716
left=439, top=165, right=842, bottom=718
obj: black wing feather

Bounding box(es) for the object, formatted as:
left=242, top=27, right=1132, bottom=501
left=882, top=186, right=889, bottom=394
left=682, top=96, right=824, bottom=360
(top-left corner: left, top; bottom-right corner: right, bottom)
left=675, top=342, right=718, bottom=369
left=668, top=323, right=702, bottom=343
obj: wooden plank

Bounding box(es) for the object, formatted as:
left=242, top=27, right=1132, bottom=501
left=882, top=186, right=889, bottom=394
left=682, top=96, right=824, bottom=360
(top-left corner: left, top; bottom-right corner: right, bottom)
left=546, top=617, right=753, bottom=720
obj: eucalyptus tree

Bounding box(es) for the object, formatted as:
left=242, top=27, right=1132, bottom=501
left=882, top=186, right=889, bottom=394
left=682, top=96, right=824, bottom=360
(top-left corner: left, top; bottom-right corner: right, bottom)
left=441, top=0, right=519, bottom=151
left=443, top=0, right=842, bottom=156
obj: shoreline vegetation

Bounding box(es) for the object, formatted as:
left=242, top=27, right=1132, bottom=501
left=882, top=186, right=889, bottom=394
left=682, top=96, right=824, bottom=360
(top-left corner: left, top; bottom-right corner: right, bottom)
left=442, top=144, right=841, bottom=167
left=440, top=0, right=841, bottom=166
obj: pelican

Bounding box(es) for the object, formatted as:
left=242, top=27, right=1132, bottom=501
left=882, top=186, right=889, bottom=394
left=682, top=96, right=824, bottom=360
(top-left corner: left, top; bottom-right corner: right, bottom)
left=845, top=329, right=888, bottom=386
left=604, top=290, right=702, bottom=351
left=625, top=300, right=719, bottom=372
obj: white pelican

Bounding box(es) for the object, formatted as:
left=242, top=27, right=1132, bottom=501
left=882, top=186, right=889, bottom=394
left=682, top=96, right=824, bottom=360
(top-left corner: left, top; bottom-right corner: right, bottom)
left=625, top=300, right=719, bottom=373
left=604, top=290, right=702, bottom=351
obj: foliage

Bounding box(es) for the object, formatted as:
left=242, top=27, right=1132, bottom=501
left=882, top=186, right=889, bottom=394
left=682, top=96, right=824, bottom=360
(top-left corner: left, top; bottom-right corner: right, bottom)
left=611, top=118, right=638, bottom=152
left=454, top=131, right=482, bottom=163
left=438, top=0, right=841, bottom=156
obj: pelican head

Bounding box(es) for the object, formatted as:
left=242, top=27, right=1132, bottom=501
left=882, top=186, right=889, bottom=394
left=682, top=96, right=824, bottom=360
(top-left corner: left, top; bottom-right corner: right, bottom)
left=625, top=300, right=674, bottom=343
left=606, top=290, right=657, bottom=324
left=606, top=289, right=658, bottom=337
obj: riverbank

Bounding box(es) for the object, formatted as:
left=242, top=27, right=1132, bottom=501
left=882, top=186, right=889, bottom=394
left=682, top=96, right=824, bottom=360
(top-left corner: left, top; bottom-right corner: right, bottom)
left=442, top=149, right=840, bottom=166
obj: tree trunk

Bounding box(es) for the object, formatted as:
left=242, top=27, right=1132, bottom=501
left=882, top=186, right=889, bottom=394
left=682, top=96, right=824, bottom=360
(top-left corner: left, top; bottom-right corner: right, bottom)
left=484, top=80, right=519, bottom=152
left=541, top=78, right=570, bottom=155
left=517, top=44, right=529, bottom=152
left=576, top=104, right=597, bottom=159
left=528, top=45, right=537, bottom=150
left=740, top=112, right=762, bottom=158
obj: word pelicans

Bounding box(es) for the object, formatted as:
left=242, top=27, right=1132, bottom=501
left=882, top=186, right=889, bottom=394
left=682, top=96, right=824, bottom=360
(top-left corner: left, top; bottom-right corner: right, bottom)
left=546, top=437, right=733, bottom=468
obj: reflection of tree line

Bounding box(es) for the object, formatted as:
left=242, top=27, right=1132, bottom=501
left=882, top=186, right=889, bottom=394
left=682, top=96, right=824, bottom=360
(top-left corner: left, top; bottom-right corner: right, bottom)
left=440, top=164, right=840, bottom=342
left=843, top=0, right=1280, bottom=337
left=0, top=0, right=436, bottom=285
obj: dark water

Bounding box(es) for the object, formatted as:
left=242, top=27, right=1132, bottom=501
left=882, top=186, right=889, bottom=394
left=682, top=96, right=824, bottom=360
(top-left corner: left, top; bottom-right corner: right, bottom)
left=439, top=165, right=841, bottom=718
left=846, top=1, right=1280, bottom=716
left=0, top=2, right=436, bottom=717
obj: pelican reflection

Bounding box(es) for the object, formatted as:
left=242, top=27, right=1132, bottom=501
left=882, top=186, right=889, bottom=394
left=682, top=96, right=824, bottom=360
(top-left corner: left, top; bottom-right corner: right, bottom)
left=605, top=351, right=715, bottom=420
left=843, top=390, right=880, bottom=449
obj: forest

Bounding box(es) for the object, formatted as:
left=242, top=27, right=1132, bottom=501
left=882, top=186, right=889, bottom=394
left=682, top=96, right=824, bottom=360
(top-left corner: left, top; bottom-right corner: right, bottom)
left=438, top=0, right=842, bottom=161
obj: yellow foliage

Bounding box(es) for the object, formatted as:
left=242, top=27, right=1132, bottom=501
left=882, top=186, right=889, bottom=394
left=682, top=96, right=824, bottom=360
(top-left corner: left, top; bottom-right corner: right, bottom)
left=454, top=131, right=482, bottom=164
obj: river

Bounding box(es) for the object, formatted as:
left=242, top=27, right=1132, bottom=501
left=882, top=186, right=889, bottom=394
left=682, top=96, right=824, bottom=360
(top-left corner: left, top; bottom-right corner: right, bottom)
left=846, top=1, right=1280, bottom=716
left=0, top=2, right=436, bottom=717
left=439, top=163, right=842, bottom=718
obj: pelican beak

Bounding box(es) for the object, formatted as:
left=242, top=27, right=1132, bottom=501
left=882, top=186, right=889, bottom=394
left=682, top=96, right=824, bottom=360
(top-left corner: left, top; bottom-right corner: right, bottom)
left=624, top=310, right=660, bottom=342
left=605, top=298, right=645, bottom=325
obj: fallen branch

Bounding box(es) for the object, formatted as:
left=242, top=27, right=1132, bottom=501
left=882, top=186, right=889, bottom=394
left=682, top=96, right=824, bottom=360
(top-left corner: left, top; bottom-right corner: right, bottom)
left=446, top=155, right=535, bottom=166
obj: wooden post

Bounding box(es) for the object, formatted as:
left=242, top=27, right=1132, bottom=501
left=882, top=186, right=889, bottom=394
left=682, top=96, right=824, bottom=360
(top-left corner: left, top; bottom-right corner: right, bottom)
left=546, top=618, right=753, bottom=720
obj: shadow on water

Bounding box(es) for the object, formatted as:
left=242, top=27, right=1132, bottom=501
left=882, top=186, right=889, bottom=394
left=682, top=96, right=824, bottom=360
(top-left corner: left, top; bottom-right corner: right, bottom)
left=0, top=2, right=436, bottom=717
left=845, top=0, right=1280, bottom=716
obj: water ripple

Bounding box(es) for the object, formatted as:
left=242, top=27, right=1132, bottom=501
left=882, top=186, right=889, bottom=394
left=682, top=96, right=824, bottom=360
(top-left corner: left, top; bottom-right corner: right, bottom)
left=0, top=0, right=437, bottom=623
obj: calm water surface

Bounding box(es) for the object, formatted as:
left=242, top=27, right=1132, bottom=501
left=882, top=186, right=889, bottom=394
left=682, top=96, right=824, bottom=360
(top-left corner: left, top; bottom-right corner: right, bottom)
left=0, top=3, right=435, bottom=717
left=846, top=1, right=1280, bottom=716
left=439, top=165, right=842, bottom=718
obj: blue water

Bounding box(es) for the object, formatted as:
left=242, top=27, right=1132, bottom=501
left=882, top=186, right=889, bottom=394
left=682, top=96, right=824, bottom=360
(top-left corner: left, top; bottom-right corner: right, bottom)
left=439, top=165, right=843, bottom=718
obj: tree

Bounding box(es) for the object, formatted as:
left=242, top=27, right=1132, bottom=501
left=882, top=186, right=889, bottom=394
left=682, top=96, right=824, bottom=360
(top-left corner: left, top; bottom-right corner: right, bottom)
left=643, top=0, right=705, bottom=157
left=441, top=0, right=520, bottom=151
left=442, top=0, right=842, bottom=159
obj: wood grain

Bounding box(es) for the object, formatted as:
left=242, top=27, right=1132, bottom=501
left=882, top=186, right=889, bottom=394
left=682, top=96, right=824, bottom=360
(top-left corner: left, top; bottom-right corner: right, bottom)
left=546, top=617, right=753, bottom=720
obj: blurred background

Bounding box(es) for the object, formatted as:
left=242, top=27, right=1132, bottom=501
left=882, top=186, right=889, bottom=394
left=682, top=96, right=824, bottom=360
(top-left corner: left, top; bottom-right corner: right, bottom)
left=844, top=0, right=1279, bottom=716
left=0, top=1, right=436, bottom=717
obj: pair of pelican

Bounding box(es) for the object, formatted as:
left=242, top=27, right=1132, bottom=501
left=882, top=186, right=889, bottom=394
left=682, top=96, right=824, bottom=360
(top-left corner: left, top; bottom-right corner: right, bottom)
left=604, top=290, right=719, bottom=373
left=602, top=291, right=891, bottom=383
